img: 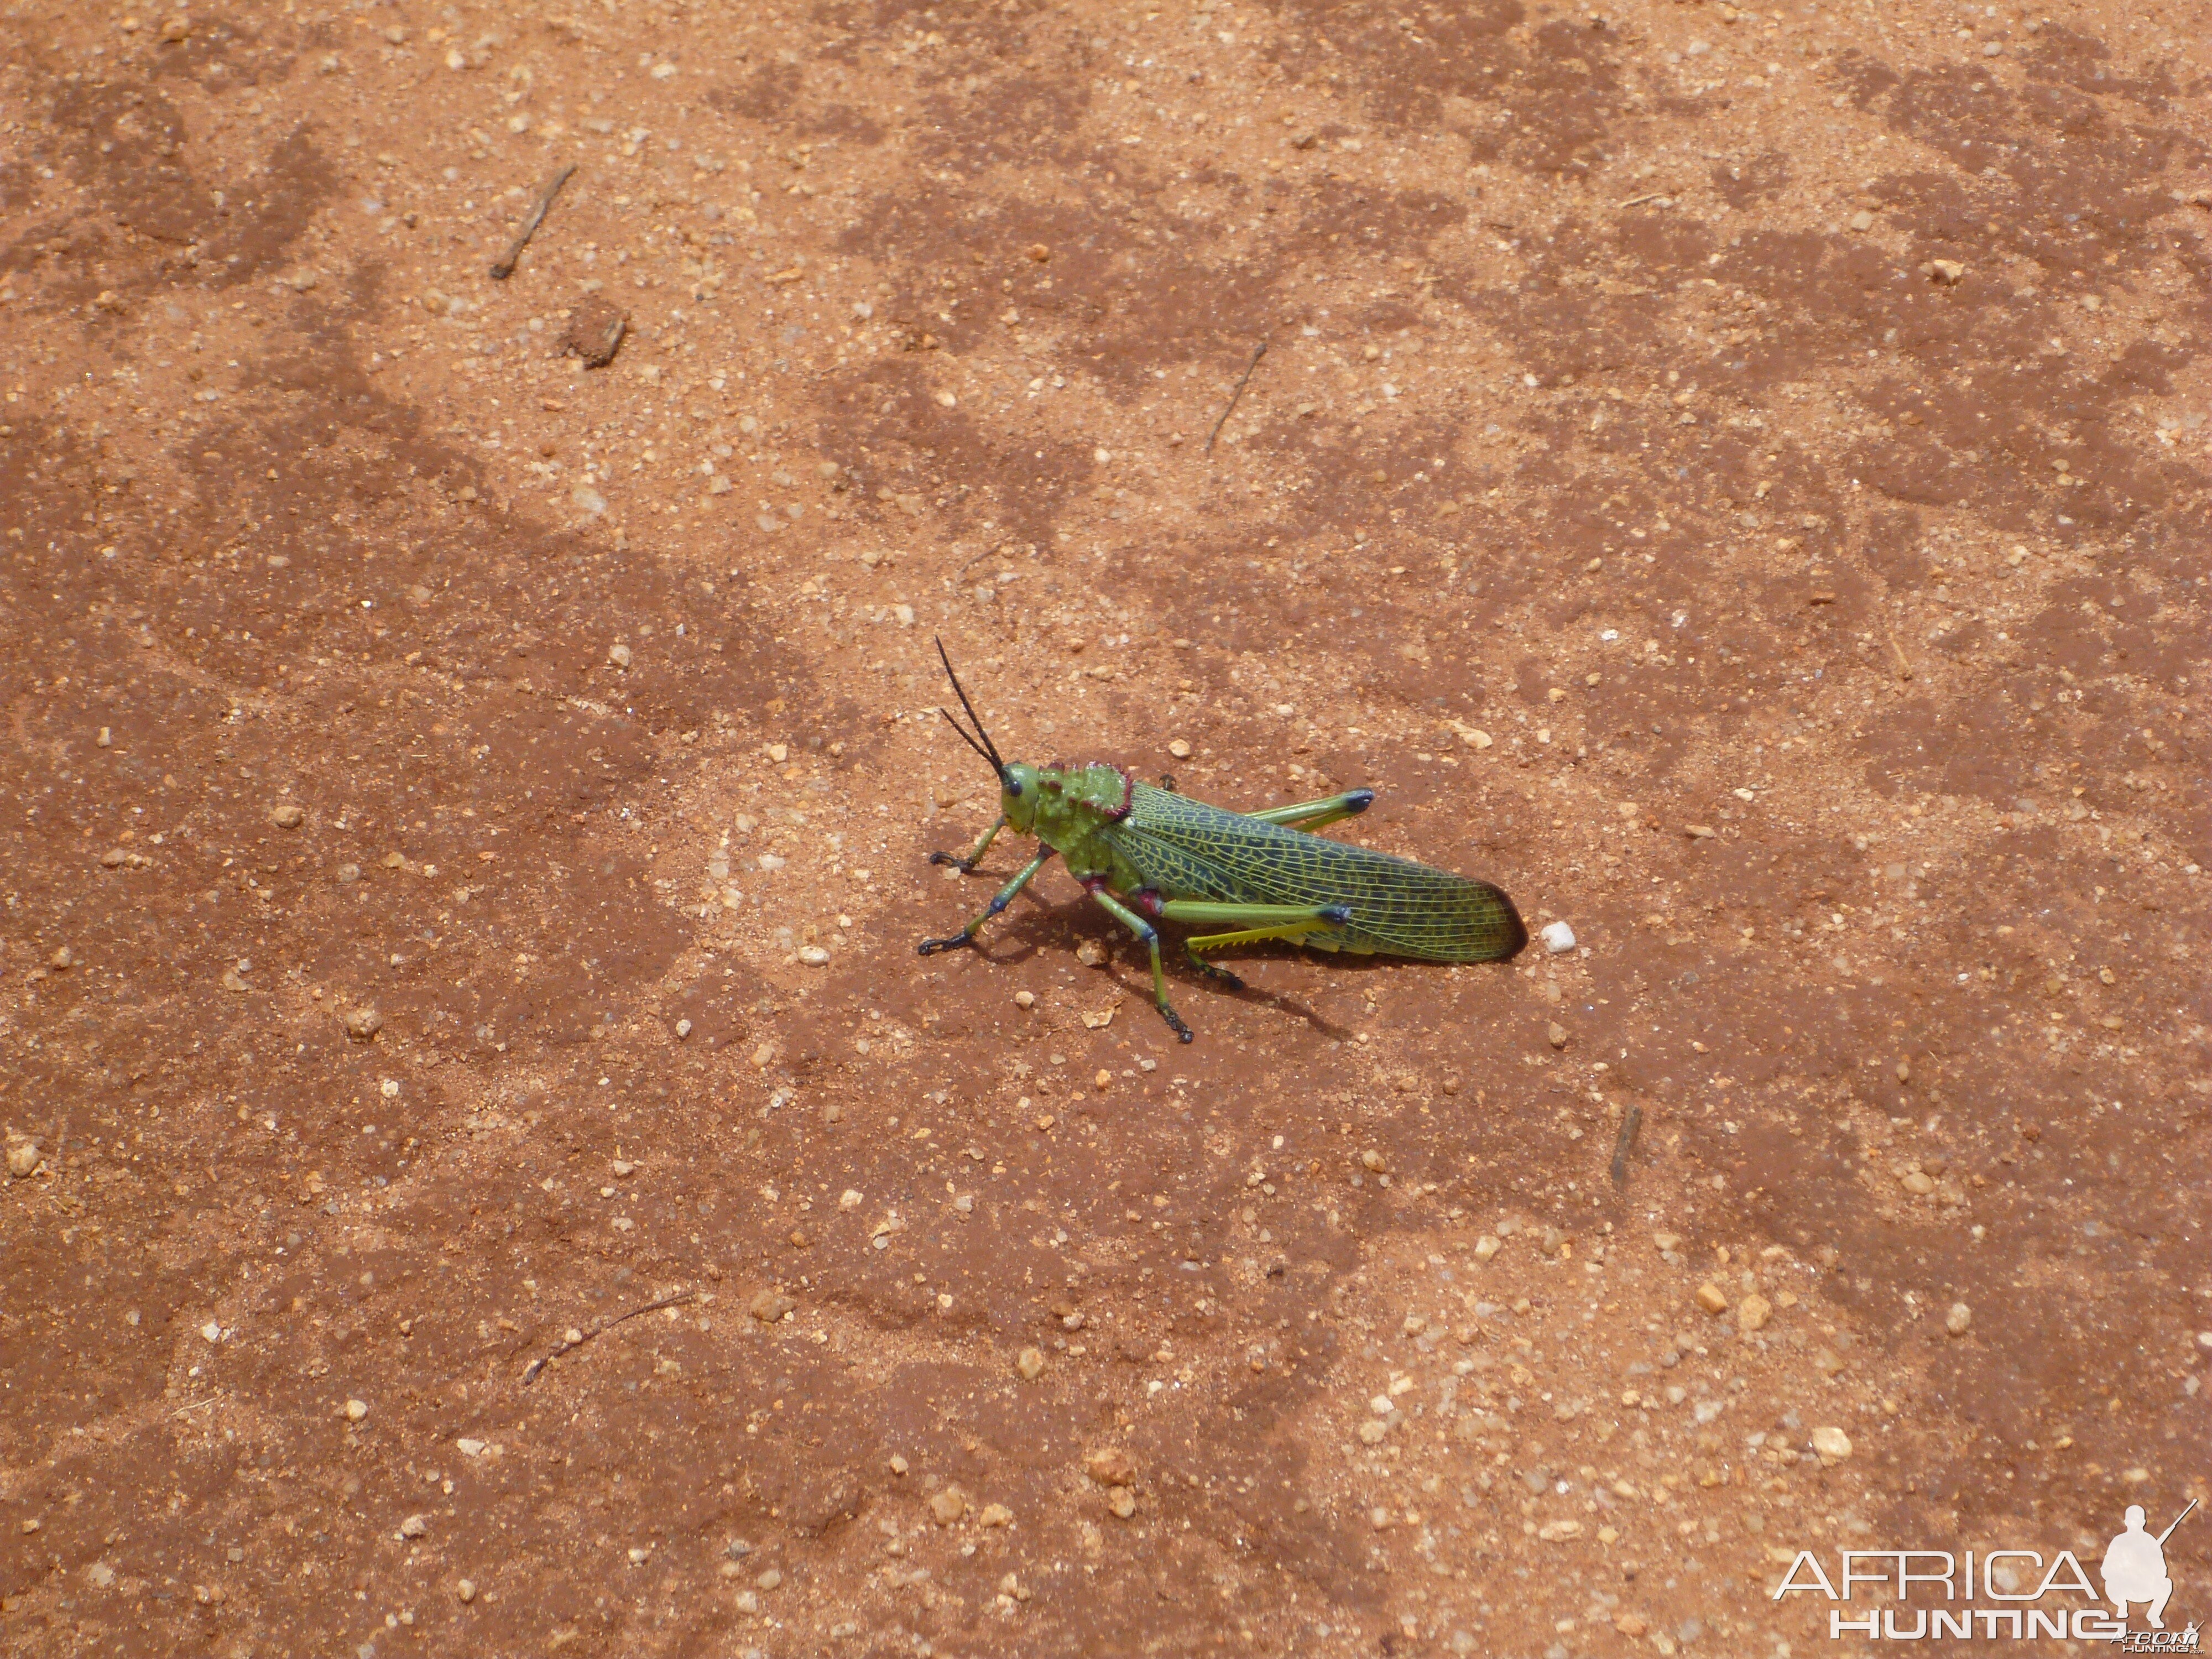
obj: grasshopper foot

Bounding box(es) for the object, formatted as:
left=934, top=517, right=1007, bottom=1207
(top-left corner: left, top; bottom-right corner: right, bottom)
left=1156, top=1000, right=1195, bottom=1044
left=917, top=932, right=980, bottom=957
left=1191, top=959, right=1245, bottom=992
left=927, top=851, right=978, bottom=873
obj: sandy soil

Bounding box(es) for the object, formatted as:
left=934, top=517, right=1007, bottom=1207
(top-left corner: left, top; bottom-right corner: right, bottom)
left=3, top=1, right=2209, bottom=1654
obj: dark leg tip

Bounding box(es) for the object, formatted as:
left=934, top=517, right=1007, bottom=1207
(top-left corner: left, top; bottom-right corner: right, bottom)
left=1158, top=1003, right=1194, bottom=1042
left=1344, top=789, right=1375, bottom=815
left=916, top=933, right=979, bottom=957
left=1320, top=904, right=1353, bottom=925
left=926, top=852, right=975, bottom=872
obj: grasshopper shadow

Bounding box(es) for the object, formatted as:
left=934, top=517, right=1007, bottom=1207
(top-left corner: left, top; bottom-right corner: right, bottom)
left=993, top=905, right=1362, bottom=1042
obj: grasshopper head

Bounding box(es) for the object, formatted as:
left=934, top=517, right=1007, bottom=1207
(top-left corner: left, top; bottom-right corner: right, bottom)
left=1000, top=761, right=1043, bottom=833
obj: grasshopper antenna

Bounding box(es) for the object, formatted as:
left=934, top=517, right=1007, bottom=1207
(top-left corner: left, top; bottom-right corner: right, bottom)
left=933, top=636, right=1009, bottom=785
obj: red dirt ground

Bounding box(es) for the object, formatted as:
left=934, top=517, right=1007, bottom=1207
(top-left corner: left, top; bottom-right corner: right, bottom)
left=3, top=1, right=2208, bottom=1655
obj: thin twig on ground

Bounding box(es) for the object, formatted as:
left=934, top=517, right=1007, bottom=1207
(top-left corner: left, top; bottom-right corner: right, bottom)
left=1610, top=1105, right=1644, bottom=1189
left=1205, top=339, right=1269, bottom=455
left=490, top=164, right=578, bottom=281
left=519, top=1288, right=699, bottom=1386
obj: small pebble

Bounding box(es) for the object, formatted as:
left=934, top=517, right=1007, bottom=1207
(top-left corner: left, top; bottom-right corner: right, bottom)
left=607, top=643, right=633, bottom=669
left=200, top=1321, right=222, bottom=1344
left=1093, top=1069, right=1111, bottom=1092
left=1359, top=1149, right=1386, bottom=1173
left=399, top=1514, right=429, bottom=1540
left=1737, top=1294, right=1771, bottom=1332
left=839, top=1189, right=863, bottom=1210
left=1695, top=1284, right=1729, bottom=1315
left=6, top=1141, right=39, bottom=1178
left=1540, top=921, right=1577, bottom=954
left=564, top=295, right=629, bottom=367
left=1016, top=1347, right=1047, bottom=1381
left=928, top=1485, right=968, bottom=1524
left=1014, top=990, right=1036, bottom=1009
left=1167, top=739, right=1192, bottom=759
left=1945, top=1302, right=1973, bottom=1336
left=1547, top=1021, right=1568, bottom=1050
left=49, top=946, right=75, bottom=971
left=798, top=945, right=831, bottom=967
left=754, top=1568, right=782, bottom=1591
left=345, top=1399, right=369, bottom=1422
left=456, top=1579, right=476, bottom=1604
left=456, top=1438, right=487, bottom=1458
left=889, top=1455, right=910, bottom=1476
left=748, top=1289, right=796, bottom=1323
left=344, top=1008, right=384, bottom=1041
left=269, top=803, right=305, bottom=829
left=675, top=1019, right=693, bottom=1039
left=1473, top=1234, right=1501, bottom=1261
left=1811, top=1425, right=1853, bottom=1463
left=1107, top=1489, right=1137, bottom=1519
left=979, top=1503, right=1013, bottom=1528
left=1085, top=1448, right=1135, bottom=1487
left=1074, top=938, right=1108, bottom=968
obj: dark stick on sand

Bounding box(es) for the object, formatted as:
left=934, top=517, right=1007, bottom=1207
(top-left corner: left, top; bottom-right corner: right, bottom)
left=1610, top=1105, right=1643, bottom=1189
left=519, top=1287, right=698, bottom=1386
left=1205, top=338, right=1269, bottom=455
left=490, top=164, right=577, bottom=280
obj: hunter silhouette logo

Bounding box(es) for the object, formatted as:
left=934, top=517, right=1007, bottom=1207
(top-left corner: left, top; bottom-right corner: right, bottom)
left=1774, top=1495, right=2201, bottom=1646
left=2104, top=1500, right=2194, bottom=1634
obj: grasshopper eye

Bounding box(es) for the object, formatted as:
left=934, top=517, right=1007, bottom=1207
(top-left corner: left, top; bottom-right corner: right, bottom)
left=1005, top=778, right=1024, bottom=797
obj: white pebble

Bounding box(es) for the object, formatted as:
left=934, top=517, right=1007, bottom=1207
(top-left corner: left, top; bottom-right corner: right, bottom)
left=1540, top=921, right=1577, bottom=954
left=798, top=945, right=831, bottom=966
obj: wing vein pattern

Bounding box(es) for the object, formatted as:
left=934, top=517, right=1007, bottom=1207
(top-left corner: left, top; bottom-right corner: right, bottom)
left=1108, top=783, right=1524, bottom=962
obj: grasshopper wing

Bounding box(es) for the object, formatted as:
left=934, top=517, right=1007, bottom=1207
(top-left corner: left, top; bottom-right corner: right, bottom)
left=1111, top=783, right=1525, bottom=962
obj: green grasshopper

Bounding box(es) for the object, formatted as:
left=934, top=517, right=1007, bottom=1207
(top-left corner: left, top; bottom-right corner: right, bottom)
left=917, top=641, right=1526, bottom=1042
